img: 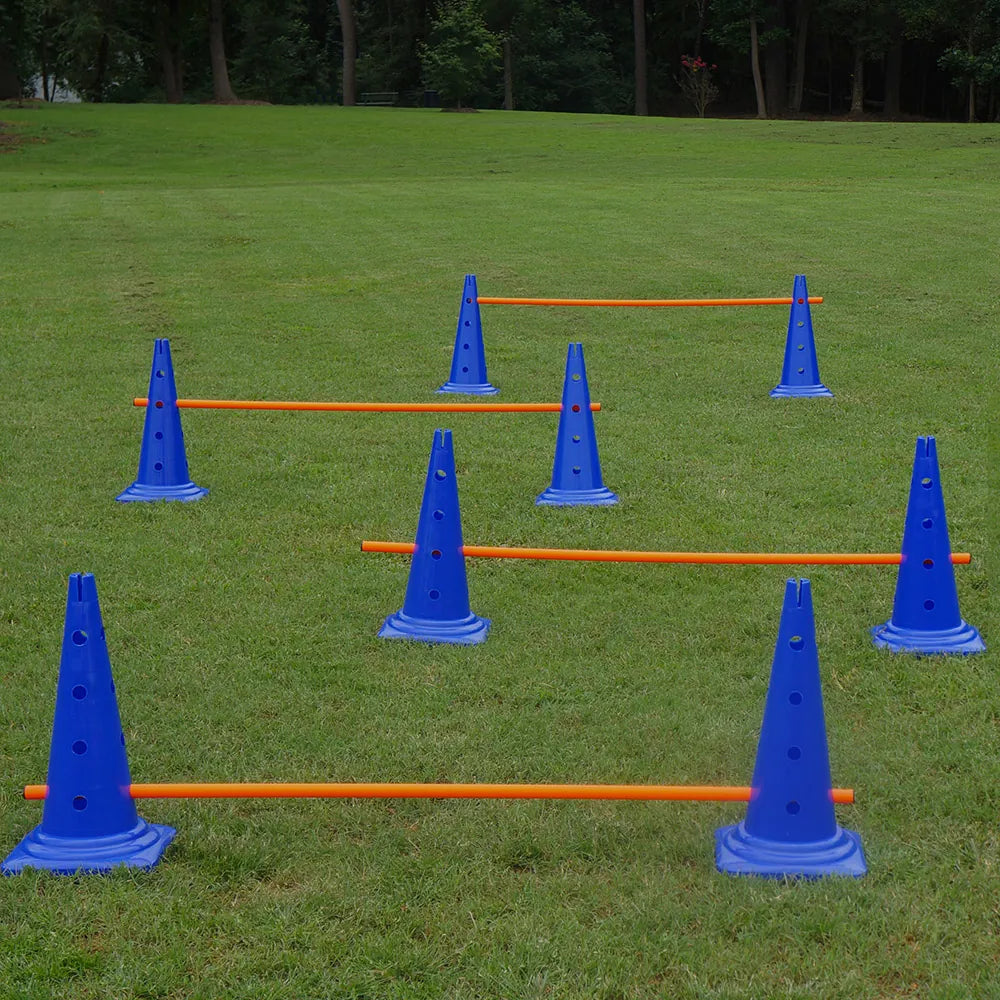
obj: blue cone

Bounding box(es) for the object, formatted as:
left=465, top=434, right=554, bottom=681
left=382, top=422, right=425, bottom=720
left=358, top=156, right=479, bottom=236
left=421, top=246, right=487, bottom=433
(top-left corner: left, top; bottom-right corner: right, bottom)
left=871, top=436, right=984, bottom=654
left=378, top=429, right=490, bottom=644
left=770, top=275, right=833, bottom=398
left=117, top=338, right=208, bottom=502
left=715, top=579, right=866, bottom=878
left=536, top=343, right=617, bottom=506
left=437, top=274, right=498, bottom=395
left=3, top=574, right=176, bottom=875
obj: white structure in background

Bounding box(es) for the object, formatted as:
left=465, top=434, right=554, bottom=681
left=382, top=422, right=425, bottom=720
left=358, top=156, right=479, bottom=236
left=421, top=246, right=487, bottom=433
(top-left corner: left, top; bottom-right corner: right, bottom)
left=31, top=76, right=81, bottom=102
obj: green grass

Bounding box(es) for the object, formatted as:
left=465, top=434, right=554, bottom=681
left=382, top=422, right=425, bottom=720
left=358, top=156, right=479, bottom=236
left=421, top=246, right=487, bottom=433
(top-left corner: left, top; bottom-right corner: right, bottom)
left=0, top=104, right=997, bottom=999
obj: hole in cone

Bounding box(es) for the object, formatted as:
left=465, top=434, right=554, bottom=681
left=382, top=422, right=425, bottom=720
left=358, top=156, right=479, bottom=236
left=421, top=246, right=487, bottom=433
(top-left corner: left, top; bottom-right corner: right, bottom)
left=921, top=478, right=933, bottom=489
left=786, top=800, right=801, bottom=814
left=788, top=691, right=803, bottom=705
left=434, top=470, right=447, bottom=481
left=433, top=509, right=445, bottom=520
left=789, top=635, right=804, bottom=650
left=787, top=746, right=801, bottom=760
left=71, top=630, right=88, bottom=646
left=72, top=796, right=88, bottom=811
left=72, top=685, right=87, bottom=700
left=72, top=740, right=88, bottom=755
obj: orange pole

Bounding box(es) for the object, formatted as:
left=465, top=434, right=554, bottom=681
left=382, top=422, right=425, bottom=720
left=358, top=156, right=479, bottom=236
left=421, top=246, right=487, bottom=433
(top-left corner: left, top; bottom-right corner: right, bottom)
left=133, top=398, right=600, bottom=413
left=477, top=296, right=823, bottom=307
left=22, top=782, right=854, bottom=804
left=361, top=541, right=972, bottom=566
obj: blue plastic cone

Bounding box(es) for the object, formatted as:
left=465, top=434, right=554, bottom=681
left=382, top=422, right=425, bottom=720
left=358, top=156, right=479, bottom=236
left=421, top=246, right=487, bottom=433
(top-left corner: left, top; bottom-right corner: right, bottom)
left=536, top=343, right=618, bottom=506
left=378, top=429, right=490, bottom=644
left=116, top=338, right=208, bottom=502
left=437, top=274, right=498, bottom=395
left=871, top=436, right=984, bottom=654
left=715, top=579, right=866, bottom=878
left=770, top=275, right=833, bottom=398
left=3, top=574, right=176, bottom=875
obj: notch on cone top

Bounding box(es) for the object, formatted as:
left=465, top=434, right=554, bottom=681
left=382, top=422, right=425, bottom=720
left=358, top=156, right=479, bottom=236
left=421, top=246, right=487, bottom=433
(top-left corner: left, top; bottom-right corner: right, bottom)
left=438, top=275, right=498, bottom=396
left=117, top=338, right=208, bottom=502
left=378, top=428, right=490, bottom=644
left=770, top=275, right=833, bottom=398
left=715, top=578, right=866, bottom=878
left=871, top=436, right=984, bottom=654
left=2, top=573, right=176, bottom=875
left=536, top=343, right=618, bottom=506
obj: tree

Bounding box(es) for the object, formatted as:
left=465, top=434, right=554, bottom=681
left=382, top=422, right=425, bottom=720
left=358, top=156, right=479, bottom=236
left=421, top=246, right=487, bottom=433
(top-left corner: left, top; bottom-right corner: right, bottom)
left=420, top=0, right=500, bottom=108
left=634, top=0, right=648, bottom=114
left=336, top=0, right=355, bottom=104
left=208, top=0, right=237, bottom=101
left=710, top=0, right=780, bottom=117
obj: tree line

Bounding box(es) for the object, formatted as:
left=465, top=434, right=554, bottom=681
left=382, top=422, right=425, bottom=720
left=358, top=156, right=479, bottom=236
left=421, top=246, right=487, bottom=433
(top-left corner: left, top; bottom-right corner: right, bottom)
left=1, top=0, right=998, bottom=121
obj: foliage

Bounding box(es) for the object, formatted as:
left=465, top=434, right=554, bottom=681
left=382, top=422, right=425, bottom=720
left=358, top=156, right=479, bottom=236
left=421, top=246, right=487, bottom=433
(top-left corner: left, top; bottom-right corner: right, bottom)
left=420, top=0, right=500, bottom=107
left=507, top=0, right=627, bottom=114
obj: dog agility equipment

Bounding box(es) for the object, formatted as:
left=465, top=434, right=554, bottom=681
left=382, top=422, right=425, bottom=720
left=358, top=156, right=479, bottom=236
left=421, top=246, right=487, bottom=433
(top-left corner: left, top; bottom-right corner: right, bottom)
left=536, top=343, right=617, bottom=506
left=2, top=574, right=176, bottom=875
left=134, top=399, right=600, bottom=413
left=117, top=339, right=208, bottom=502
left=362, top=541, right=971, bottom=566
left=871, top=437, right=984, bottom=654
left=377, top=428, right=490, bottom=645
left=438, top=274, right=498, bottom=395
left=770, top=275, right=833, bottom=398
left=478, top=295, right=823, bottom=307
left=10, top=575, right=856, bottom=875
left=715, top=578, right=866, bottom=878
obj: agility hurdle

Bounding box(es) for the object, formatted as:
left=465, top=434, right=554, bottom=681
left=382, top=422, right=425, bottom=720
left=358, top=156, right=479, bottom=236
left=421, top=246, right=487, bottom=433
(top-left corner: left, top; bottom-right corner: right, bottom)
left=477, top=295, right=823, bottom=307
left=133, top=398, right=599, bottom=414
left=362, top=541, right=972, bottom=567
left=3, top=573, right=864, bottom=878
left=118, top=339, right=605, bottom=503
left=443, top=274, right=834, bottom=398
left=23, top=782, right=854, bottom=803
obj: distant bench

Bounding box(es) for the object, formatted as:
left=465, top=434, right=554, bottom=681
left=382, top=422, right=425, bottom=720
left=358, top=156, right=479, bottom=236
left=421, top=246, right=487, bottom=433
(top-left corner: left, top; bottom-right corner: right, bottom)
left=358, top=91, right=398, bottom=107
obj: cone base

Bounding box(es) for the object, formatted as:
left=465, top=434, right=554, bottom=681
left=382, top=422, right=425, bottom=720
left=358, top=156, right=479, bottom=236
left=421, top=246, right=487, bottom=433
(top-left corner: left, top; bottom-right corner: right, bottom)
left=2, top=818, right=177, bottom=875
left=535, top=485, right=619, bottom=507
left=116, top=481, right=208, bottom=503
left=378, top=609, right=491, bottom=645
left=714, top=820, right=866, bottom=879
left=769, top=384, right=834, bottom=398
left=436, top=381, right=499, bottom=396
left=871, top=618, right=985, bottom=655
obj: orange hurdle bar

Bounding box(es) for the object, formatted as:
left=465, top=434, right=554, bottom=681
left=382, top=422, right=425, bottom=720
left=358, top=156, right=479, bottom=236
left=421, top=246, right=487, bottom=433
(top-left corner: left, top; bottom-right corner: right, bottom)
left=133, top=398, right=600, bottom=413
left=477, top=296, right=823, bottom=307
left=361, top=541, right=972, bottom=566
left=22, top=782, right=854, bottom=804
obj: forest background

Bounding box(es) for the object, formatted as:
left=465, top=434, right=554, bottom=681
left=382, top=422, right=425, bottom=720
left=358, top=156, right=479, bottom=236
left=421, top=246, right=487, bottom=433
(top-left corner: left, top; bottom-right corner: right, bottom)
left=1, top=0, right=999, bottom=123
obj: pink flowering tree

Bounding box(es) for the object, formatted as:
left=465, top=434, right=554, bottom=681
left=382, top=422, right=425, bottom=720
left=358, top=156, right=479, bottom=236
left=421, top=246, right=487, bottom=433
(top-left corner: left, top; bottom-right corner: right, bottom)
left=677, top=55, right=719, bottom=118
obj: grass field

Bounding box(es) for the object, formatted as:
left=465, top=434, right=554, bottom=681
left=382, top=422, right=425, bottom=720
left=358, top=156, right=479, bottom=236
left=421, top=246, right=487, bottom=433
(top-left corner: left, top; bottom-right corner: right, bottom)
left=0, top=103, right=997, bottom=999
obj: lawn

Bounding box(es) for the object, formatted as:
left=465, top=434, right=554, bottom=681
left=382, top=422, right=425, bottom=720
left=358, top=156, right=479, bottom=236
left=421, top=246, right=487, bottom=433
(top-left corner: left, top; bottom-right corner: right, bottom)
left=0, top=103, right=996, bottom=999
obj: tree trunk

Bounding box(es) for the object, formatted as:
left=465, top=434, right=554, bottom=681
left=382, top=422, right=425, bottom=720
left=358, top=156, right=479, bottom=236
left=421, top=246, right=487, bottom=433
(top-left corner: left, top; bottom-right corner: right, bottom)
left=337, top=0, right=356, bottom=106
left=209, top=0, right=237, bottom=103
left=633, top=0, right=647, bottom=116
left=850, top=43, right=864, bottom=115
left=968, top=79, right=976, bottom=122
left=159, top=0, right=184, bottom=103
left=749, top=18, right=767, bottom=118
left=788, top=0, right=810, bottom=113
left=693, top=0, right=708, bottom=59
left=0, top=46, right=20, bottom=100
left=763, top=0, right=787, bottom=117
left=92, top=32, right=110, bottom=102
left=883, top=39, right=901, bottom=117
left=503, top=35, right=513, bottom=110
